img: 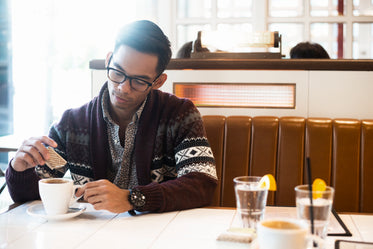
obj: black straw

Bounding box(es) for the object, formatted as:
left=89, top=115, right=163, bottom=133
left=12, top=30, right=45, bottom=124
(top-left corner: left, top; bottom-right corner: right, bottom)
left=306, top=157, right=316, bottom=246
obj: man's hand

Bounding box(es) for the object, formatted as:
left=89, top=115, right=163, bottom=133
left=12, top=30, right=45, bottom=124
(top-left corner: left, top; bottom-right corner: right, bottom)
left=11, top=136, right=58, bottom=172
left=76, top=179, right=133, bottom=213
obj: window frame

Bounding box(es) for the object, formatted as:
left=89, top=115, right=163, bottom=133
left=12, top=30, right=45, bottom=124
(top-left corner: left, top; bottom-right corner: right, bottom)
left=162, top=0, right=373, bottom=59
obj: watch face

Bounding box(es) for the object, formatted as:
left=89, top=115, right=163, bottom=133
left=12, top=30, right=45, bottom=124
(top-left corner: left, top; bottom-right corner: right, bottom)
left=130, top=189, right=146, bottom=209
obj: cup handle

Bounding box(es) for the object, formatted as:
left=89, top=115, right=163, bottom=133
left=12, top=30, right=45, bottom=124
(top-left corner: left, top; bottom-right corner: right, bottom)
left=306, top=234, right=324, bottom=249
left=70, top=185, right=83, bottom=205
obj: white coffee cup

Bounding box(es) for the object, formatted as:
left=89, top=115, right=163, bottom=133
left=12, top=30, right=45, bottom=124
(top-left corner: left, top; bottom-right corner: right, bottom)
left=39, top=178, right=81, bottom=215
left=257, top=219, right=323, bottom=249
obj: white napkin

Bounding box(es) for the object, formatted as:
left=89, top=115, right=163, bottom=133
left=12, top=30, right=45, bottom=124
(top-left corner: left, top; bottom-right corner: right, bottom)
left=216, top=227, right=256, bottom=244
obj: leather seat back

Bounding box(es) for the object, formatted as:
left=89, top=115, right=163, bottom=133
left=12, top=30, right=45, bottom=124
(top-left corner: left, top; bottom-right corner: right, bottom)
left=203, top=115, right=373, bottom=213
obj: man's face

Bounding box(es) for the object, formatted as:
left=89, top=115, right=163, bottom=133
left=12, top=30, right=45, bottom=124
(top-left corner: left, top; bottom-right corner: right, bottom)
left=106, top=45, right=159, bottom=118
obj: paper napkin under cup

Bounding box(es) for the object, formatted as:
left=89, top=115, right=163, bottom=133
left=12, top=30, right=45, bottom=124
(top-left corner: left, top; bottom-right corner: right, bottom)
left=216, top=227, right=256, bottom=244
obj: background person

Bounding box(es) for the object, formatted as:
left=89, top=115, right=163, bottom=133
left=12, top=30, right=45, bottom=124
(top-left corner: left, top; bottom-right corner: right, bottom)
left=290, top=42, right=330, bottom=59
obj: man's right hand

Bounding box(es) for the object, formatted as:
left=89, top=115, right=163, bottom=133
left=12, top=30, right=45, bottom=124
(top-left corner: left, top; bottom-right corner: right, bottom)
left=11, top=136, right=58, bottom=172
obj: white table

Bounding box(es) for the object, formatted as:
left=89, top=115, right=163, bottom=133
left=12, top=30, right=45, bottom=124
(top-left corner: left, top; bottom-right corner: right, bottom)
left=0, top=201, right=372, bottom=249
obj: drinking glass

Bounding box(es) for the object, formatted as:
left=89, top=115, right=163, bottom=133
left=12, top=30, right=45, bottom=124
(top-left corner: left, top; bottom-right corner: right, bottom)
left=233, top=176, right=268, bottom=230
left=294, top=185, right=334, bottom=239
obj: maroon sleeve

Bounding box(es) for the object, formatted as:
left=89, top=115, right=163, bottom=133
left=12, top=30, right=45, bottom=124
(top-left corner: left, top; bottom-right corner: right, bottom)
left=136, top=172, right=217, bottom=212
left=5, top=160, right=41, bottom=203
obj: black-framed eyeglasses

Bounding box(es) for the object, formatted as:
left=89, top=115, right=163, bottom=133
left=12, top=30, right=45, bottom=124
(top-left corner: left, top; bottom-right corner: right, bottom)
left=106, top=55, right=158, bottom=92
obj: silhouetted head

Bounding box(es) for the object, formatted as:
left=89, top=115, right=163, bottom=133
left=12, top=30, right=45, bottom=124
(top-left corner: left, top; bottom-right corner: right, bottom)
left=290, top=42, right=330, bottom=59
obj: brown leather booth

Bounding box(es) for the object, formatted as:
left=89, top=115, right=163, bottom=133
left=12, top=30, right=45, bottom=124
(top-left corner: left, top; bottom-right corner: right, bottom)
left=203, top=116, right=373, bottom=213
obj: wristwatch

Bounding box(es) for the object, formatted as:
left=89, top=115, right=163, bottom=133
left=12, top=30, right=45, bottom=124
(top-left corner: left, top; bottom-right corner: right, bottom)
left=128, top=188, right=146, bottom=211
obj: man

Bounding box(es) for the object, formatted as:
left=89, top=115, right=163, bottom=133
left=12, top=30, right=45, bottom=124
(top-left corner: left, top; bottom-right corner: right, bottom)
left=6, top=20, right=217, bottom=214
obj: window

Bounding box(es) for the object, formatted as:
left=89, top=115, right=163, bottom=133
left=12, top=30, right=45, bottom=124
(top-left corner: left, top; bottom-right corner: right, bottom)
left=0, top=0, right=12, bottom=170
left=353, top=23, right=373, bottom=58
left=268, top=23, right=304, bottom=57
left=11, top=0, right=157, bottom=137
left=269, top=0, right=303, bottom=17
left=177, top=0, right=212, bottom=18
left=310, top=0, right=345, bottom=16
left=353, top=0, right=373, bottom=16
left=217, top=0, right=253, bottom=18
left=172, top=0, right=373, bottom=59
left=175, top=0, right=253, bottom=52
left=310, top=23, right=345, bottom=59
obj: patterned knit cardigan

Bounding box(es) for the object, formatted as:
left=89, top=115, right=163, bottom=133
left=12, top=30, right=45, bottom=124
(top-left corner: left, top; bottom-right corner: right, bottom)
left=6, top=83, right=218, bottom=212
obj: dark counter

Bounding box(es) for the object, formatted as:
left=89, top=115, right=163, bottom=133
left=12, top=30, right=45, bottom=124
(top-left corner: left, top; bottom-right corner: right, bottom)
left=90, top=58, right=373, bottom=71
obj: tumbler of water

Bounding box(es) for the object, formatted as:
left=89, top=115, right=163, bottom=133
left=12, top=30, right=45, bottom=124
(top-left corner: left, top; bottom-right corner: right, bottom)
left=295, top=185, right=334, bottom=239
left=233, top=176, right=268, bottom=230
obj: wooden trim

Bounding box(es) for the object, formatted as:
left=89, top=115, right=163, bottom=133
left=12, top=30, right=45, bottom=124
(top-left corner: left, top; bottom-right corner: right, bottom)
left=90, top=59, right=373, bottom=71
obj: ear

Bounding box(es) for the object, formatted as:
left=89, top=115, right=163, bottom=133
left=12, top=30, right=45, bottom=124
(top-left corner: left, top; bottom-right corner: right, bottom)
left=105, top=52, right=113, bottom=68
left=152, top=73, right=167, bottom=90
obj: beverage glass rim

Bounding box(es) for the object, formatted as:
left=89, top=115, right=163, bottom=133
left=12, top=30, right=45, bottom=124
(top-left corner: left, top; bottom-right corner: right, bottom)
left=294, top=184, right=334, bottom=194
left=233, top=176, right=262, bottom=184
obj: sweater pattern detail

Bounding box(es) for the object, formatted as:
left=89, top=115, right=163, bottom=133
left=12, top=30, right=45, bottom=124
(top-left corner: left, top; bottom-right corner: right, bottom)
left=177, top=162, right=217, bottom=179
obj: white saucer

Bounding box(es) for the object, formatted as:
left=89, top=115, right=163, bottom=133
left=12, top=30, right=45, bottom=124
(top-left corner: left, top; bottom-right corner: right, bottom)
left=27, top=203, right=86, bottom=221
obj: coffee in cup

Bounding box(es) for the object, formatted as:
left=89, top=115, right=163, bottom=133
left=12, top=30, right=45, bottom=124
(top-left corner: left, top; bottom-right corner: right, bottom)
left=257, top=219, right=323, bottom=249
left=43, top=178, right=68, bottom=184
left=262, top=220, right=302, bottom=229
left=39, top=178, right=81, bottom=215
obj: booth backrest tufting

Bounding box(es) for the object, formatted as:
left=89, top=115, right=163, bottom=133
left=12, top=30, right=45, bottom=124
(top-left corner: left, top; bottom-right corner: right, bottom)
left=203, top=116, right=373, bottom=213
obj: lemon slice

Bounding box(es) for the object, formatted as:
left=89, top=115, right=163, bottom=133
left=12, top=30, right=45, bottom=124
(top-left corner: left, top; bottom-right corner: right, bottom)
left=259, top=174, right=277, bottom=191
left=312, top=178, right=326, bottom=199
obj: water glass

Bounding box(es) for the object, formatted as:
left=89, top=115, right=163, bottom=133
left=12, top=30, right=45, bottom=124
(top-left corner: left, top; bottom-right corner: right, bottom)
left=233, top=176, right=268, bottom=230
left=294, top=185, right=334, bottom=239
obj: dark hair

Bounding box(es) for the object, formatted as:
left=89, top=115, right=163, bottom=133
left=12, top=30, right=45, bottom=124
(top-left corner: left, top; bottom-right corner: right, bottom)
left=114, top=20, right=172, bottom=75
left=290, top=42, right=330, bottom=59
left=176, top=41, right=193, bottom=58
